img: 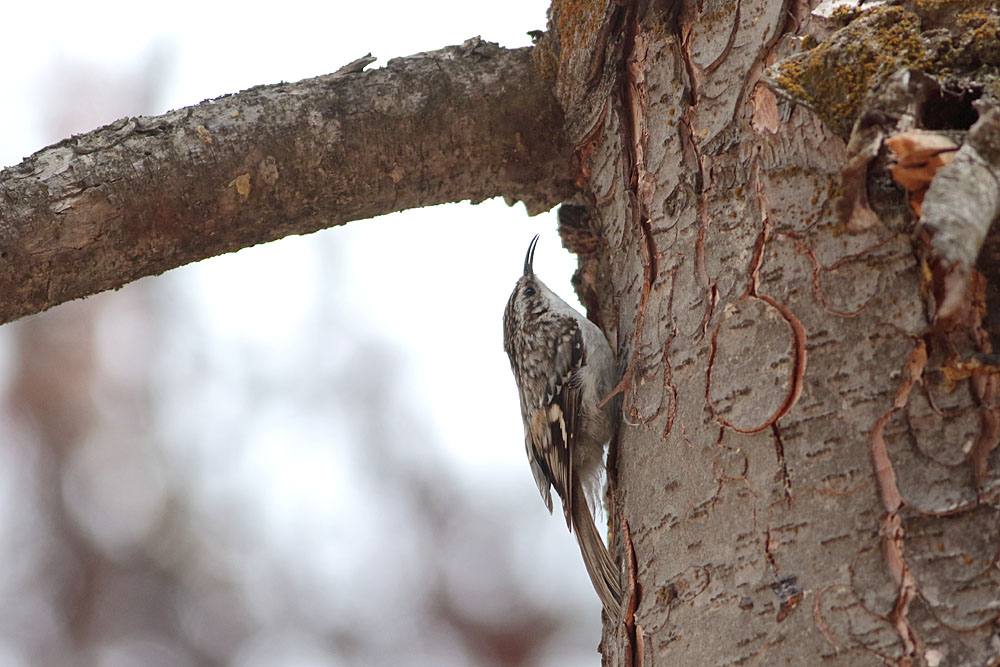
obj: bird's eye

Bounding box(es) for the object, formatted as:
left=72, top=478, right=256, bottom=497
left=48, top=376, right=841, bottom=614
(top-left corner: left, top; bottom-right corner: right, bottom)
left=524, top=286, right=536, bottom=297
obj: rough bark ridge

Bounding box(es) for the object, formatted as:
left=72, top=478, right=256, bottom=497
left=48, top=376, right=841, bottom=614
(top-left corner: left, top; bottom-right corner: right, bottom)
left=543, top=0, right=1000, bottom=664
left=0, top=38, right=573, bottom=325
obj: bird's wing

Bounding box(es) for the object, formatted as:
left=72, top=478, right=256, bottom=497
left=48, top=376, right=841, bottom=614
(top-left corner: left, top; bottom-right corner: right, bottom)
left=523, top=311, right=584, bottom=530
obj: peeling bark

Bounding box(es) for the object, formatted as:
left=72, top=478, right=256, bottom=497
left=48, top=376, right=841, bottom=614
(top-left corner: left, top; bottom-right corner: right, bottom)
left=0, top=38, right=574, bottom=325
left=544, top=0, right=1000, bottom=664
left=921, top=107, right=1000, bottom=314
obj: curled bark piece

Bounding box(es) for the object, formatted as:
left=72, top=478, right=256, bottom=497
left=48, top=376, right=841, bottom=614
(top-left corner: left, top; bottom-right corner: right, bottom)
left=921, top=106, right=1000, bottom=273
left=886, top=131, right=958, bottom=215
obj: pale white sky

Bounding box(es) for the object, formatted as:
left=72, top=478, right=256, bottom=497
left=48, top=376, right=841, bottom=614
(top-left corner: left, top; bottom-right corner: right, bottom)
left=0, top=2, right=583, bottom=477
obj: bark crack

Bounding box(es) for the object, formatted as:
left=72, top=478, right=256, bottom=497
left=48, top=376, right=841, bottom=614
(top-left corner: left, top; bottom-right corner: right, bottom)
left=602, top=0, right=661, bottom=417
left=621, top=514, right=642, bottom=667
left=869, top=340, right=927, bottom=662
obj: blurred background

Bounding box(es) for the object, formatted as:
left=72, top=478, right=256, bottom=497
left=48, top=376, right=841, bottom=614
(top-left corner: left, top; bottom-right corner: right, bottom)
left=0, top=2, right=606, bottom=666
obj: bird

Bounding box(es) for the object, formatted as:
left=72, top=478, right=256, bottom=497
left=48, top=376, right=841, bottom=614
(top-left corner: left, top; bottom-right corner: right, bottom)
left=502, top=234, right=622, bottom=617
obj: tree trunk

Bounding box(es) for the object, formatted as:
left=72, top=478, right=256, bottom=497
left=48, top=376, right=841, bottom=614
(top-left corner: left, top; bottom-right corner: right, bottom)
left=541, top=0, right=1000, bottom=664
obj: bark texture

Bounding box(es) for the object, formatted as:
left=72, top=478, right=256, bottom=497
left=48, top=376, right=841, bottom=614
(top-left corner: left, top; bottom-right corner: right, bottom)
left=542, top=0, right=1000, bottom=664
left=0, top=38, right=574, bottom=325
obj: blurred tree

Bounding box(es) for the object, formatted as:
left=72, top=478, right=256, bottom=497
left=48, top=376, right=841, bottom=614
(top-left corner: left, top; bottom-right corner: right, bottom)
left=3, top=1, right=1000, bottom=665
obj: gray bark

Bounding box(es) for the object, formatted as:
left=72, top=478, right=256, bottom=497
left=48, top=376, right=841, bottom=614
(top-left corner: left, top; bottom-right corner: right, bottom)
left=0, top=38, right=574, bottom=325
left=540, top=0, right=1000, bottom=664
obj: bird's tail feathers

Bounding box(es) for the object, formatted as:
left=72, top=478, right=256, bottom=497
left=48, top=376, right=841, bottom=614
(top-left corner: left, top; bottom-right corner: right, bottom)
left=571, top=480, right=622, bottom=618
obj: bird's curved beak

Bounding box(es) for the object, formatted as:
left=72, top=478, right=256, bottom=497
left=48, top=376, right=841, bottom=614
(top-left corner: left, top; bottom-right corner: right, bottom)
left=523, top=234, right=539, bottom=277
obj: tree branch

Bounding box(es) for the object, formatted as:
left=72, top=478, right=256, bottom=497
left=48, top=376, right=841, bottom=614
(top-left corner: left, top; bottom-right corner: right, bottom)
left=0, top=37, right=575, bottom=324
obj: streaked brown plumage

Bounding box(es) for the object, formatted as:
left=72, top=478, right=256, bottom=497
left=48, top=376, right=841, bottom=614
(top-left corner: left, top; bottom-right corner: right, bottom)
left=503, top=234, right=622, bottom=617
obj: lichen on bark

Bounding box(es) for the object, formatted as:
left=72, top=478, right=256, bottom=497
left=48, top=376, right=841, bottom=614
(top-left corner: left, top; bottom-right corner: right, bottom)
left=767, top=2, right=1000, bottom=136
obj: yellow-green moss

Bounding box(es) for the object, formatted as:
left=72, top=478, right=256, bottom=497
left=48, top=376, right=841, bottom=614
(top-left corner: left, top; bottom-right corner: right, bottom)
left=956, top=11, right=1000, bottom=65
left=769, top=0, right=1000, bottom=134
left=549, top=0, right=606, bottom=75
left=774, top=6, right=931, bottom=134
left=829, top=6, right=862, bottom=26
left=915, top=0, right=996, bottom=9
